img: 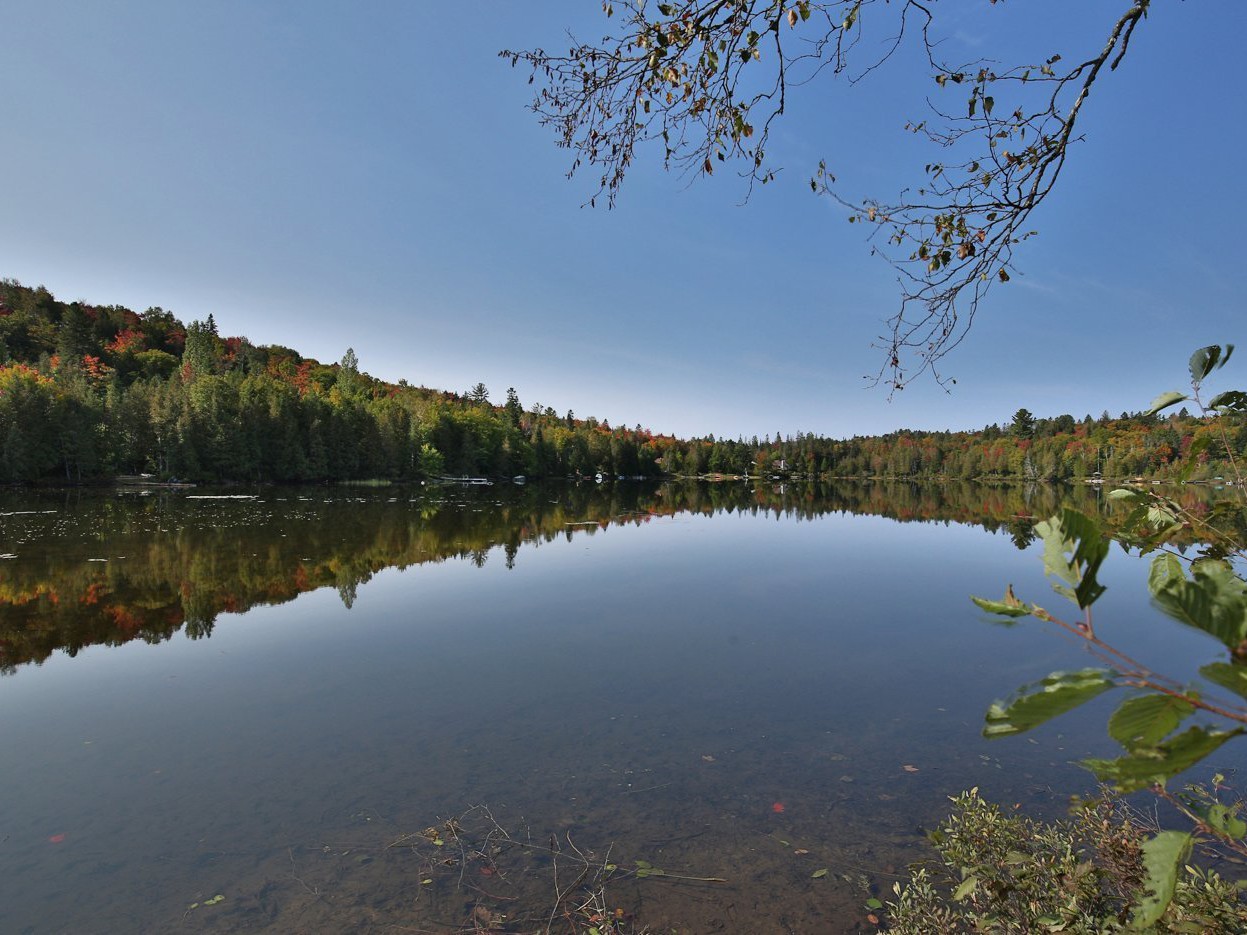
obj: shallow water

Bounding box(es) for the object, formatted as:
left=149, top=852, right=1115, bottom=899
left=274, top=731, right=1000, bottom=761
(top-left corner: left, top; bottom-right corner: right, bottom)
left=0, top=481, right=1239, bottom=932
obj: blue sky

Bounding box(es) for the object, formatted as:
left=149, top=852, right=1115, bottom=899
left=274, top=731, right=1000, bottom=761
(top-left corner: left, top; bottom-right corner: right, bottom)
left=2, top=1, right=1242, bottom=439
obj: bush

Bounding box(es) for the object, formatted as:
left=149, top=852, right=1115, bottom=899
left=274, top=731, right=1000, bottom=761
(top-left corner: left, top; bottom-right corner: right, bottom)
left=886, top=788, right=1247, bottom=933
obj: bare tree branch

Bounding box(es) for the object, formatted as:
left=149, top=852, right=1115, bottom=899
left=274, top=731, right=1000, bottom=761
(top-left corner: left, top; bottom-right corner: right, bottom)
left=502, top=1, right=1152, bottom=391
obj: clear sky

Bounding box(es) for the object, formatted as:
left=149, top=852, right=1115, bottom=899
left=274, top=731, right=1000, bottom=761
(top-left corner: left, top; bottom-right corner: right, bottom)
left=2, top=1, right=1242, bottom=440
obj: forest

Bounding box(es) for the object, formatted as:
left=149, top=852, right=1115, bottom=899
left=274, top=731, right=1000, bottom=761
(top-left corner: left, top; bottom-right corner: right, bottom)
left=1, top=278, right=1242, bottom=485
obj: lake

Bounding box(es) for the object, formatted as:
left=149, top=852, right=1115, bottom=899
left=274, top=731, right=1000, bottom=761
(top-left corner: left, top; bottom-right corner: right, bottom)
left=0, top=480, right=1239, bottom=932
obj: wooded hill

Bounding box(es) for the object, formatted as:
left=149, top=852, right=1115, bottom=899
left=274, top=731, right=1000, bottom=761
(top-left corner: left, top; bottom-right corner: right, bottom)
left=0, top=279, right=1240, bottom=485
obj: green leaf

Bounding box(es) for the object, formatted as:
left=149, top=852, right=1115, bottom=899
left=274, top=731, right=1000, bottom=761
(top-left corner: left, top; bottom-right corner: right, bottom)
left=1035, top=509, right=1109, bottom=609
left=1189, top=344, right=1234, bottom=384
left=1200, top=661, right=1247, bottom=701
left=1129, top=831, right=1192, bottom=928
left=1145, top=390, right=1188, bottom=416
left=812, top=868, right=829, bottom=879
left=984, top=668, right=1117, bottom=738
left=1190, top=346, right=1221, bottom=383
left=1208, top=390, right=1247, bottom=413
left=865, top=897, right=883, bottom=909
left=971, top=585, right=1032, bottom=618
left=1148, top=554, right=1186, bottom=598
left=1108, top=693, right=1195, bottom=751
left=1085, top=726, right=1243, bottom=792
left=952, top=875, right=978, bottom=901
left=970, top=597, right=1031, bottom=618
left=1150, top=559, right=1247, bottom=654
left=1202, top=802, right=1247, bottom=840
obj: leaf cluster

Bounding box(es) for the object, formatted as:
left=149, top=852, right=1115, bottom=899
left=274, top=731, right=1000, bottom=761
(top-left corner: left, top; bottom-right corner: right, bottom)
left=972, top=345, right=1247, bottom=793
left=887, top=788, right=1247, bottom=932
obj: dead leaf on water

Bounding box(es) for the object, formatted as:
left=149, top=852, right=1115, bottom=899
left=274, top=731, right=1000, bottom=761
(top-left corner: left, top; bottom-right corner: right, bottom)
left=902, top=765, right=920, bottom=773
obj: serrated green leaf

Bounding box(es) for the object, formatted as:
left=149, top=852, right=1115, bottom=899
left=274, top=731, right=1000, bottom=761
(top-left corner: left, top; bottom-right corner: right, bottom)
left=1199, top=662, right=1247, bottom=701
left=984, top=668, right=1117, bottom=738
left=1146, top=390, right=1189, bottom=416
left=1151, top=559, right=1247, bottom=653
left=1085, top=726, right=1243, bottom=792
left=1035, top=509, right=1109, bottom=609
left=1148, top=554, right=1186, bottom=598
left=952, top=875, right=978, bottom=901
left=1108, top=693, right=1194, bottom=751
left=1146, top=504, right=1179, bottom=527
left=1190, top=346, right=1223, bottom=384
left=1130, top=831, right=1192, bottom=927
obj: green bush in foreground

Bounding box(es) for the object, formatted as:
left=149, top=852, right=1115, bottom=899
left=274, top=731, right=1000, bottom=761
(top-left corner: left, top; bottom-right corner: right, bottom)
left=886, top=789, right=1247, bottom=933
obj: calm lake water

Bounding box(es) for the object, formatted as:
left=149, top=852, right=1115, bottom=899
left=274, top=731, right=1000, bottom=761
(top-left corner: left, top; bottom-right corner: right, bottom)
left=0, top=480, right=1241, bottom=933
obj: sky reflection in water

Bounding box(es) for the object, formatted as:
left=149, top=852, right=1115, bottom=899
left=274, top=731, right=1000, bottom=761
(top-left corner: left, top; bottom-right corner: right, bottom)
left=0, top=483, right=1237, bottom=932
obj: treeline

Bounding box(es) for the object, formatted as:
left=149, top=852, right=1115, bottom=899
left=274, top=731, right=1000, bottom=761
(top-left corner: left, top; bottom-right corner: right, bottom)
left=0, top=280, right=670, bottom=483
left=675, top=407, right=1245, bottom=483
left=2, top=278, right=1243, bottom=484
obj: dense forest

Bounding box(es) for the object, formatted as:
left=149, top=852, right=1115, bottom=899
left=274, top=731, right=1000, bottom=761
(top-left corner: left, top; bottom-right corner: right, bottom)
left=1, top=278, right=1242, bottom=485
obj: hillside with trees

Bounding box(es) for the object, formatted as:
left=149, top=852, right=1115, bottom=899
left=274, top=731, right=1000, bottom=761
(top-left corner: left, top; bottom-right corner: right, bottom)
left=0, top=278, right=1241, bottom=485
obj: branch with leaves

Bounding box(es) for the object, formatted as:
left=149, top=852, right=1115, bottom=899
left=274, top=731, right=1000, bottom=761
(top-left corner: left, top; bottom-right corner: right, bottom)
left=504, top=1, right=1152, bottom=390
